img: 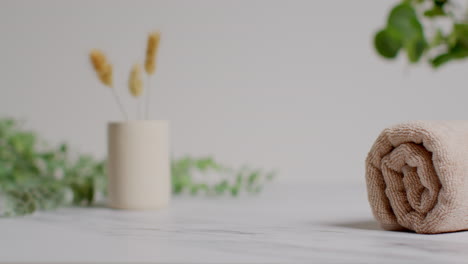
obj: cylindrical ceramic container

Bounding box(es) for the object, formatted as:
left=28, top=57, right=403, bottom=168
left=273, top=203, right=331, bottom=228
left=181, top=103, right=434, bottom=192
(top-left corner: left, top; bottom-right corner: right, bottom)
left=107, top=121, right=170, bottom=210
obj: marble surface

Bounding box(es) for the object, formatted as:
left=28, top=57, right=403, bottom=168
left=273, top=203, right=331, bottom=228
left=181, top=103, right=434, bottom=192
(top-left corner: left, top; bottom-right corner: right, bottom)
left=1, top=183, right=468, bottom=263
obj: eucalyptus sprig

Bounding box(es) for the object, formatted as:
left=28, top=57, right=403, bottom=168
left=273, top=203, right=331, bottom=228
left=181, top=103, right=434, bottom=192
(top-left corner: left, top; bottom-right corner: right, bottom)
left=0, top=118, right=275, bottom=216
left=374, top=0, right=468, bottom=68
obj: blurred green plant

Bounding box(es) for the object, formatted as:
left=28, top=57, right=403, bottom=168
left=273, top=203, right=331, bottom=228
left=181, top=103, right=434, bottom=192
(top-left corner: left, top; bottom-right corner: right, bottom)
left=0, top=118, right=275, bottom=216
left=172, top=157, right=275, bottom=196
left=374, top=0, right=468, bottom=68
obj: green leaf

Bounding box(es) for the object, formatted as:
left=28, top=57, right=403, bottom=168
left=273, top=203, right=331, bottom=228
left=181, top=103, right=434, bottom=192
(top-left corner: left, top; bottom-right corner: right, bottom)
left=430, top=48, right=468, bottom=68
left=387, top=3, right=424, bottom=41
left=376, top=2, right=427, bottom=63
left=434, top=0, right=448, bottom=7
left=59, top=143, right=68, bottom=153
left=451, top=47, right=468, bottom=59
left=405, top=36, right=426, bottom=63
left=424, top=6, right=446, bottom=17
left=247, top=171, right=260, bottom=186
left=453, top=24, right=468, bottom=49
left=430, top=53, right=450, bottom=68
left=230, top=186, right=239, bottom=196
left=430, top=29, right=445, bottom=48
left=430, top=24, right=468, bottom=68
left=374, top=29, right=402, bottom=58
left=214, top=180, right=229, bottom=194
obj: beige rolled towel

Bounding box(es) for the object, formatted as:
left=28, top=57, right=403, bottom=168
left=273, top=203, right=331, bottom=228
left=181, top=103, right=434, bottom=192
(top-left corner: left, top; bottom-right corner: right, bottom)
left=366, top=121, right=468, bottom=234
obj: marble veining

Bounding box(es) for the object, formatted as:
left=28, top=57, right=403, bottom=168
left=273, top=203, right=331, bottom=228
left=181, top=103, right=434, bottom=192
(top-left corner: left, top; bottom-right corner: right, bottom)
left=1, top=183, right=468, bottom=263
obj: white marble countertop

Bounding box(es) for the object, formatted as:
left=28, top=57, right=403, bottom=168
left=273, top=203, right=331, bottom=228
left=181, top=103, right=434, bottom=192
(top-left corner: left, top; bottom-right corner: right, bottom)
left=1, top=183, right=468, bottom=263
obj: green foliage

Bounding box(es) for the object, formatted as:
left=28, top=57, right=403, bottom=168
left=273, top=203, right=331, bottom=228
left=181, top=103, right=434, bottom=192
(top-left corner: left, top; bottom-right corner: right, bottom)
left=431, top=23, right=468, bottom=67
left=375, top=29, right=402, bottom=58
left=387, top=3, right=423, bottom=40
left=0, top=118, right=275, bottom=216
left=172, top=156, right=275, bottom=196
left=374, top=0, right=468, bottom=68
left=374, top=2, right=426, bottom=63
left=0, top=118, right=106, bottom=216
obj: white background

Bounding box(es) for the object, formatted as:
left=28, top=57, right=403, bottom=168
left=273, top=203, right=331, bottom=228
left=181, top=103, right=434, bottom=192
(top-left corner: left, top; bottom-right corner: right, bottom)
left=1, top=0, right=466, bottom=183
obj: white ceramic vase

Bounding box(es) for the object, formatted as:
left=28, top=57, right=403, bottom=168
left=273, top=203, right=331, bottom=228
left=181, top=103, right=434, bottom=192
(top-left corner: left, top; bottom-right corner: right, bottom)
left=107, top=121, right=170, bottom=210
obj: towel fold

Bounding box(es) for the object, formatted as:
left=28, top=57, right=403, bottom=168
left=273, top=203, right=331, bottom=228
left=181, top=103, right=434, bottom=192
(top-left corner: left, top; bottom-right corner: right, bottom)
left=366, top=121, right=468, bottom=234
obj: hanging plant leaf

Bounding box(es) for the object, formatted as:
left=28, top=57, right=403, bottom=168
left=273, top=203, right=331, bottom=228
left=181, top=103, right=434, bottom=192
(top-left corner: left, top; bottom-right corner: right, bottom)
left=374, top=29, right=403, bottom=58
left=431, top=52, right=453, bottom=68
left=434, top=0, right=448, bottom=7
left=430, top=29, right=445, bottom=48
left=374, top=0, right=468, bottom=68
left=424, top=6, right=446, bottom=17
left=405, top=36, right=426, bottom=63
left=431, top=45, right=468, bottom=68
left=431, top=24, right=468, bottom=68
left=374, top=2, right=427, bottom=62
left=387, top=3, right=424, bottom=41
left=452, top=24, right=468, bottom=49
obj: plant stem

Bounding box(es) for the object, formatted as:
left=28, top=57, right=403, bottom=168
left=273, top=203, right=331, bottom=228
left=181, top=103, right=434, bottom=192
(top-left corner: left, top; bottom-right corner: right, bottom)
left=138, top=97, right=142, bottom=120
left=145, top=76, right=151, bottom=120
left=110, top=88, right=128, bottom=120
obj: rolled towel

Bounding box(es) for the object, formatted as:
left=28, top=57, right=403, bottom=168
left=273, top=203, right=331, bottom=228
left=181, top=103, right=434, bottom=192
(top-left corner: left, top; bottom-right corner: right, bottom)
left=366, top=121, right=468, bottom=234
